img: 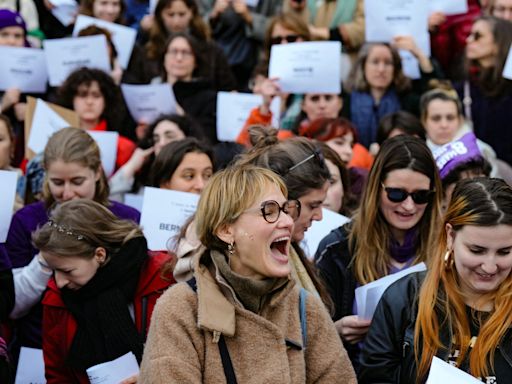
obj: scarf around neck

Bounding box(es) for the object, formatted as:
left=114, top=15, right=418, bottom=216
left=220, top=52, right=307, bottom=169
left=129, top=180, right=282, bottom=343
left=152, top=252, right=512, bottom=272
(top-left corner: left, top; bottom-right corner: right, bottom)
left=350, top=89, right=401, bottom=148
left=61, top=237, right=148, bottom=370
left=389, top=228, right=418, bottom=264
left=210, top=250, right=287, bottom=314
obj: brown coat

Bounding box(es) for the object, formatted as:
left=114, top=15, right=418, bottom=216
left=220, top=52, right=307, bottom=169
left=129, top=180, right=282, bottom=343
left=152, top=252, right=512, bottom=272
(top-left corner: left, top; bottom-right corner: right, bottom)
left=139, top=251, right=356, bottom=383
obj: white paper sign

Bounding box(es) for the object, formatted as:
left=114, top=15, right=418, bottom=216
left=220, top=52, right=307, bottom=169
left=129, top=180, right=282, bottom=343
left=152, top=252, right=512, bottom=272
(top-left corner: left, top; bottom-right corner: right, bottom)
left=86, top=352, right=139, bottom=384
left=0, top=47, right=48, bottom=93
left=121, top=83, right=177, bottom=124
left=365, top=0, right=431, bottom=55
left=355, top=262, right=426, bottom=320
left=301, top=208, right=350, bottom=260
left=140, top=187, right=199, bottom=250
left=428, top=0, right=468, bottom=16
left=27, top=99, right=69, bottom=154
left=0, top=171, right=17, bottom=243
left=50, top=0, right=79, bottom=26
left=44, top=35, right=111, bottom=87
left=269, top=41, right=341, bottom=94
left=88, top=131, right=119, bottom=177
left=73, top=15, right=137, bottom=69
left=503, top=43, right=512, bottom=80
left=426, top=357, right=482, bottom=384
left=216, top=92, right=280, bottom=141
left=15, top=347, right=45, bottom=384
left=245, top=0, right=259, bottom=6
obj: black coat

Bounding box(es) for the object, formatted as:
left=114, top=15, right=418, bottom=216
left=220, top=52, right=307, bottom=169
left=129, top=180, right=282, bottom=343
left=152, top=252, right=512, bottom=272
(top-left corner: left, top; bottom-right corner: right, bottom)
left=359, top=271, right=512, bottom=383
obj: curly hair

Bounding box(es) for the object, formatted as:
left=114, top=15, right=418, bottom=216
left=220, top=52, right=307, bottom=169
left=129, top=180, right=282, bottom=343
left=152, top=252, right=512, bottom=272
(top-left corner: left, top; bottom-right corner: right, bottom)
left=57, top=67, right=127, bottom=135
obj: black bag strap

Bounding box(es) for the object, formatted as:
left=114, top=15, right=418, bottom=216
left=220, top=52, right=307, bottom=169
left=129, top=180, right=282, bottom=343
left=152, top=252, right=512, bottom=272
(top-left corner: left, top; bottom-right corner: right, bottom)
left=186, top=278, right=238, bottom=384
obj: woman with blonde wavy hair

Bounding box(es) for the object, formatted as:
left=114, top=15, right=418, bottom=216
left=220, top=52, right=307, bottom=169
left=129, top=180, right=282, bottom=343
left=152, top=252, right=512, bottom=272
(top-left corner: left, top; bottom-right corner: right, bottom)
left=315, top=135, right=442, bottom=370
left=360, top=177, right=512, bottom=383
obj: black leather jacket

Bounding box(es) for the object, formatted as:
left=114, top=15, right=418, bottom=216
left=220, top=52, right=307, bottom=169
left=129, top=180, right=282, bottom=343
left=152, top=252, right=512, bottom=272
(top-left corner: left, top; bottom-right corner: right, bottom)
left=359, top=271, right=512, bottom=383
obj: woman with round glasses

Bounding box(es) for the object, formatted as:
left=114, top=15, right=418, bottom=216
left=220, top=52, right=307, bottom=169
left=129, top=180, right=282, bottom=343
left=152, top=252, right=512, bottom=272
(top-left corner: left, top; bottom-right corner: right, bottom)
left=315, top=135, right=442, bottom=370
left=139, top=164, right=357, bottom=383
left=359, top=177, right=512, bottom=383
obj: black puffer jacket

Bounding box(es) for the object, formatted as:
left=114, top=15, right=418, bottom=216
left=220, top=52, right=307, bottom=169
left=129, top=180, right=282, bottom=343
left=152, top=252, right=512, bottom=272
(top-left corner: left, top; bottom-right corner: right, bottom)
left=359, top=271, right=512, bottom=383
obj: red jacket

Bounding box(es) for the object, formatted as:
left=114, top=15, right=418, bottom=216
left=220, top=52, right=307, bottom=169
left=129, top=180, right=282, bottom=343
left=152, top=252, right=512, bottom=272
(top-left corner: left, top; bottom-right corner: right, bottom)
left=42, top=251, right=174, bottom=384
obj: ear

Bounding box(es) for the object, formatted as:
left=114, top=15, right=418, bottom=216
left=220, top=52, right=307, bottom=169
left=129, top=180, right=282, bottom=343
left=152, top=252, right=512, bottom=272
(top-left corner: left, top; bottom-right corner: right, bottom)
left=93, top=247, right=107, bottom=265
left=445, top=223, right=455, bottom=250
left=215, top=223, right=234, bottom=245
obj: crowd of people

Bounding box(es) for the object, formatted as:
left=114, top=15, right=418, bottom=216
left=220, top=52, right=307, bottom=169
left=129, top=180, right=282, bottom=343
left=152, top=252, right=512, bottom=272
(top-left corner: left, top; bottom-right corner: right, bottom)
left=1, top=0, right=512, bottom=383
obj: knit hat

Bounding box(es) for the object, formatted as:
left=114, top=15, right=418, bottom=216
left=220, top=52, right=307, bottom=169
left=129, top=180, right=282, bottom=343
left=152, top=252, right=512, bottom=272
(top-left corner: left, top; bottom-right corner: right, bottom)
left=433, top=132, right=483, bottom=180
left=0, top=9, right=27, bottom=32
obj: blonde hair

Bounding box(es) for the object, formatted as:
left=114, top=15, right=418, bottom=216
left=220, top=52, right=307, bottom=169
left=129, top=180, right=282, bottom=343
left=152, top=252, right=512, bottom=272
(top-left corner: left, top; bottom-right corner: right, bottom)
left=415, top=178, right=512, bottom=381
left=32, top=199, right=143, bottom=259
left=351, top=135, right=442, bottom=285
left=195, top=165, right=287, bottom=252
left=42, top=127, right=109, bottom=208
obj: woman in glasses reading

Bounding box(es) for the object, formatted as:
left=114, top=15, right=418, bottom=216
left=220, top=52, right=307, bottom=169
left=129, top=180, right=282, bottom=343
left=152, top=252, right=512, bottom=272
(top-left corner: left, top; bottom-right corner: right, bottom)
left=315, top=135, right=442, bottom=370
left=139, top=164, right=357, bottom=383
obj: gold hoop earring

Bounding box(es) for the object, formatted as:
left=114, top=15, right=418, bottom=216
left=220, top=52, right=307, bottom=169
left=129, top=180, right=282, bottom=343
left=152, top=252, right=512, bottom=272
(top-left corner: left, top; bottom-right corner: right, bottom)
left=444, top=249, right=454, bottom=269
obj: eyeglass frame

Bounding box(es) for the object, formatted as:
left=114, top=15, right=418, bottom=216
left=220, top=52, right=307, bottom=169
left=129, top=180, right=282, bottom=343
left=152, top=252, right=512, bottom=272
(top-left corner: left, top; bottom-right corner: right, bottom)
left=269, top=34, right=302, bottom=45
left=381, top=183, right=435, bottom=205
left=245, top=199, right=302, bottom=223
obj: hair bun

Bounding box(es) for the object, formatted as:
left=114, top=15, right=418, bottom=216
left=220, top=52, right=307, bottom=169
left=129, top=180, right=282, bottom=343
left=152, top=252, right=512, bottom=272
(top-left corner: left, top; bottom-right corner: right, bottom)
left=248, top=125, right=279, bottom=148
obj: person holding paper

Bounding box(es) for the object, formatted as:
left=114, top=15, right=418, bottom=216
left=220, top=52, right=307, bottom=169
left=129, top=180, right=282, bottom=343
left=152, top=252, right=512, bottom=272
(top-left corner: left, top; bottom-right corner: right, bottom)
left=315, top=135, right=442, bottom=370
left=149, top=137, right=214, bottom=194
left=58, top=67, right=137, bottom=168
left=143, top=0, right=236, bottom=91
left=197, top=0, right=283, bottom=88
left=360, top=177, right=512, bottom=383
left=345, top=40, right=436, bottom=149
left=139, top=164, right=357, bottom=383
left=34, top=199, right=173, bottom=383
left=152, top=32, right=217, bottom=143
left=0, top=10, right=34, bottom=165
left=109, top=113, right=201, bottom=201
left=5, top=128, right=140, bottom=362
left=454, top=16, right=512, bottom=166
left=77, top=0, right=150, bottom=83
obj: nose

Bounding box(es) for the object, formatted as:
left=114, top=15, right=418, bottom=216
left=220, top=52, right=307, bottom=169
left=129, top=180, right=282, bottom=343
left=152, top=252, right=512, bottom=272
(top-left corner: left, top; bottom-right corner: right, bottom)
left=192, top=176, right=206, bottom=194
left=62, top=184, right=75, bottom=201
left=312, top=206, right=323, bottom=221
left=54, top=272, right=69, bottom=289
left=278, top=210, right=295, bottom=229
left=481, top=257, right=499, bottom=274
left=401, top=196, right=415, bottom=210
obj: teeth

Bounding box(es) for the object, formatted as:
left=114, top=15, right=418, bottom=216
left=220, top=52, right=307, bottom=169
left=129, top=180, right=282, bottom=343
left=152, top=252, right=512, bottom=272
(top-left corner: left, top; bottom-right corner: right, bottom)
left=273, top=236, right=290, bottom=243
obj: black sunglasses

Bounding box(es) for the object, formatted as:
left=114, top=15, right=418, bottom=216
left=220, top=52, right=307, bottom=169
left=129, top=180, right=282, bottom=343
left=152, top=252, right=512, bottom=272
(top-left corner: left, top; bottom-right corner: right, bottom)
left=381, top=184, right=434, bottom=205
left=287, top=148, right=326, bottom=173
left=270, top=34, right=301, bottom=45
left=260, top=200, right=301, bottom=223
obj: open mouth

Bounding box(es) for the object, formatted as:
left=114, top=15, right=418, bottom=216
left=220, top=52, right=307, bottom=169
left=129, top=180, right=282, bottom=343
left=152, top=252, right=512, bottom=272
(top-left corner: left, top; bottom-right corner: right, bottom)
left=270, top=237, right=289, bottom=257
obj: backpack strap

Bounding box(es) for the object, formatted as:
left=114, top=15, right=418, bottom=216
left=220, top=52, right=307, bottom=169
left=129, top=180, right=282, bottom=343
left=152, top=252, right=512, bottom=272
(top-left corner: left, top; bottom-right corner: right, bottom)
left=299, top=288, right=308, bottom=349
left=186, top=277, right=238, bottom=384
